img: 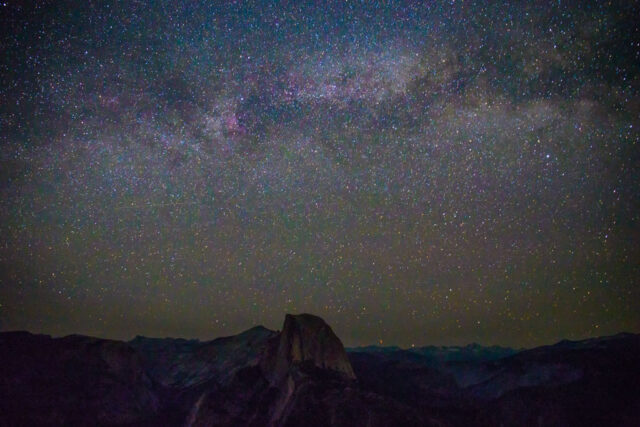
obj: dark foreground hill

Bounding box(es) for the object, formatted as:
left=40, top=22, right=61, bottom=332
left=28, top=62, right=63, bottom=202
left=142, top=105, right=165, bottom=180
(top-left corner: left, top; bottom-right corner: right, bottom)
left=1, top=314, right=639, bottom=426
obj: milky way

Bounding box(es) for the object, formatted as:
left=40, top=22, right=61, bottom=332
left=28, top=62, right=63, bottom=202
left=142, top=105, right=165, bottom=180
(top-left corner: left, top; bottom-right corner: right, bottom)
left=1, top=0, right=638, bottom=347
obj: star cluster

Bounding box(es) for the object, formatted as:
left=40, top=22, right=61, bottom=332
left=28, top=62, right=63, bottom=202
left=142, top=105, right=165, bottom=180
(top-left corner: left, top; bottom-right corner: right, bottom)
left=1, top=0, right=638, bottom=347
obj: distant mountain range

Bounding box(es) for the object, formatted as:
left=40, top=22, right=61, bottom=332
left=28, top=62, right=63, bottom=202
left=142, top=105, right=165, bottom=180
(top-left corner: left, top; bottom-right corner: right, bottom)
left=1, top=314, right=639, bottom=426
left=348, top=342, right=519, bottom=362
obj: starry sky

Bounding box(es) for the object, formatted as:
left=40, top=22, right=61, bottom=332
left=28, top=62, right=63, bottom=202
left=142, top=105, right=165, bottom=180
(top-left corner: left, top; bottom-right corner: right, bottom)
left=1, top=0, right=639, bottom=348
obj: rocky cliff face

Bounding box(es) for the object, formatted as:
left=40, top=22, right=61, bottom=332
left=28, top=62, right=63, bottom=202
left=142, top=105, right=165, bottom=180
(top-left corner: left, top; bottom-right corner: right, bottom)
left=183, top=313, right=360, bottom=427
left=272, top=313, right=356, bottom=381
left=131, top=325, right=277, bottom=388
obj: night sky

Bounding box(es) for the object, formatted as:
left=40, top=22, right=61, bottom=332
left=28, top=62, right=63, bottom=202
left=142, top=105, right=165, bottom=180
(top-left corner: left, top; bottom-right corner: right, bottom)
left=1, top=0, right=639, bottom=348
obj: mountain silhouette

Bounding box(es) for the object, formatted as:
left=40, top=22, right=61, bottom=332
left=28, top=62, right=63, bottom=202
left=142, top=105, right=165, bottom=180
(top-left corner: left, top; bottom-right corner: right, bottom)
left=1, top=315, right=639, bottom=426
